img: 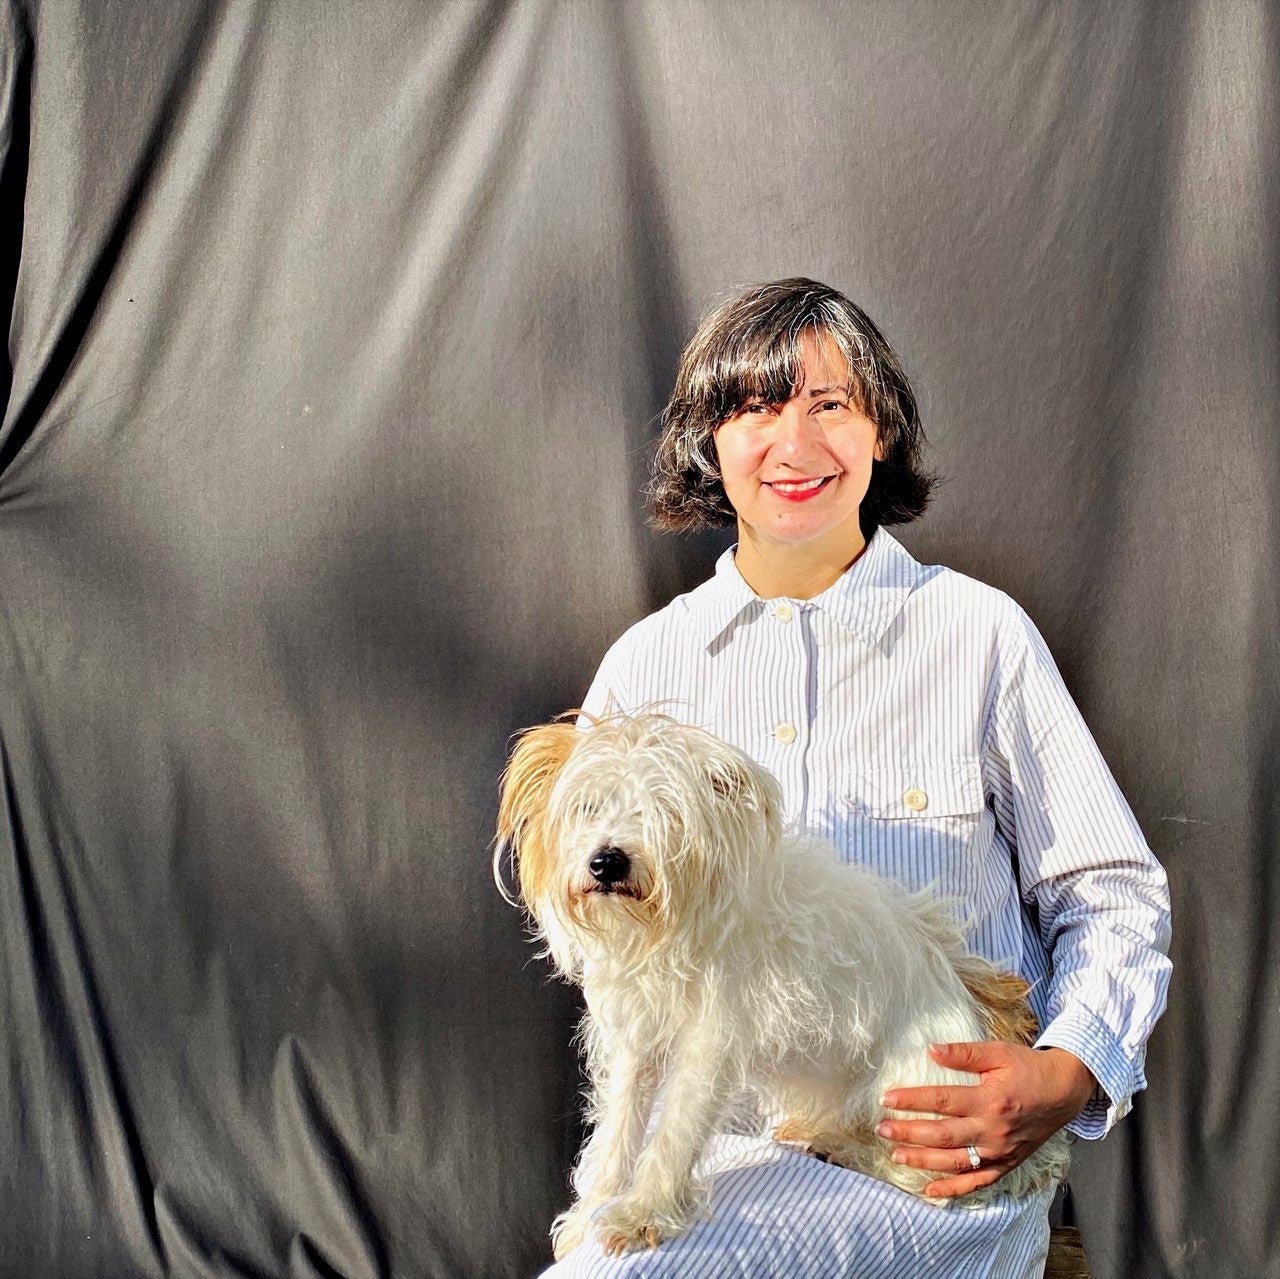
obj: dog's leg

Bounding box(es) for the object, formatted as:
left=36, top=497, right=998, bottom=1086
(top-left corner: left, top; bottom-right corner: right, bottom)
left=591, top=1021, right=733, bottom=1256
left=551, top=1048, right=660, bottom=1260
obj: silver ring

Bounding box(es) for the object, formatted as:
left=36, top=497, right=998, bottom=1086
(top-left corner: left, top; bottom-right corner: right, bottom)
left=966, top=1144, right=982, bottom=1170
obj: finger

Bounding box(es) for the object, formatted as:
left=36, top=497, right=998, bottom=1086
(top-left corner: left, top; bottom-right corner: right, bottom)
left=890, top=1145, right=996, bottom=1175
left=876, top=1118, right=978, bottom=1149
left=880, top=1084, right=983, bottom=1116
left=923, top=1166, right=1006, bottom=1198
left=928, top=1040, right=1012, bottom=1072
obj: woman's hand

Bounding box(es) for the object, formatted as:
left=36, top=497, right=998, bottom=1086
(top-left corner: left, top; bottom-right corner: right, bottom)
left=875, top=1043, right=1097, bottom=1198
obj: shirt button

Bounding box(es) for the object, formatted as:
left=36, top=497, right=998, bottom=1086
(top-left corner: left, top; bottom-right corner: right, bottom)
left=774, top=602, right=794, bottom=623
left=775, top=722, right=797, bottom=745
left=903, top=787, right=928, bottom=812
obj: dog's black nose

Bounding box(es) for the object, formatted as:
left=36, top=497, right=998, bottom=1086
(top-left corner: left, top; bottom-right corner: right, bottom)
left=589, top=847, right=630, bottom=885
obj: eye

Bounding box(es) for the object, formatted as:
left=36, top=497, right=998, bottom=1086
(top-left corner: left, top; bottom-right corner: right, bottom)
left=816, top=399, right=848, bottom=412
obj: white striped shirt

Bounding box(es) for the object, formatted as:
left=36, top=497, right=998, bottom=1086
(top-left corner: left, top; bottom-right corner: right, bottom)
left=544, top=527, right=1171, bottom=1279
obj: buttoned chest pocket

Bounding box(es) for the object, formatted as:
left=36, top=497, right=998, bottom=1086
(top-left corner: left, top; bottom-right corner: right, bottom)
left=839, top=757, right=989, bottom=890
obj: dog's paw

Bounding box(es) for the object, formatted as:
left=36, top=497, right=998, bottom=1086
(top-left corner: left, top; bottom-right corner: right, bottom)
left=592, top=1198, right=677, bottom=1256
left=599, top=1222, right=663, bottom=1256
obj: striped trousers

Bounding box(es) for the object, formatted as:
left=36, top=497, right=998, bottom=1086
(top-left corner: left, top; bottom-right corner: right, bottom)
left=540, top=1135, right=1053, bottom=1279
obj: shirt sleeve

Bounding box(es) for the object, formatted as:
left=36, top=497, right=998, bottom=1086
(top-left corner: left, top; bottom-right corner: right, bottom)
left=578, top=634, right=635, bottom=724
left=983, top=598, right=1173, bottom=1140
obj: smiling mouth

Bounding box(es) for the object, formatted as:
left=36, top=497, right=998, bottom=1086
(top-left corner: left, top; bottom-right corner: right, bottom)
left=765, top=475, right=836, bottom=500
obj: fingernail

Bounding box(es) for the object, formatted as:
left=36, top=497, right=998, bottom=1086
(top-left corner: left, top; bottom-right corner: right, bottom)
left=875, top=1122, right=892, bottom=1139
left=880, top=1092, right=897, bottom=1108
left=891, top=1151, right=906, bottom=1164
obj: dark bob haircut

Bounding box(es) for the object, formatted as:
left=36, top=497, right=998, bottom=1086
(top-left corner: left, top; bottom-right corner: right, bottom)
left=648, top=277, right=937, bottom=538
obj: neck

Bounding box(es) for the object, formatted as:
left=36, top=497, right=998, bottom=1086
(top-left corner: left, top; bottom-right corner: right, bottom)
left=733, top=523, right=871, bottom=600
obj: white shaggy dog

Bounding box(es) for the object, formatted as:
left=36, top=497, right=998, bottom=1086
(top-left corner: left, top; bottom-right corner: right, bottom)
left=496, top=714, right=1069, bottom=1258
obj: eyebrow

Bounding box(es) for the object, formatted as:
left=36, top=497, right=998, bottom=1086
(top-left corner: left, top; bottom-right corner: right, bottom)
left=741, top=384, right=851, bottom=405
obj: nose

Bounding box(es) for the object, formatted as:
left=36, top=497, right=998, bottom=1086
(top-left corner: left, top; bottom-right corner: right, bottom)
left=589, top=847, right=631, bottom=885
left=772, top=400, right=824, bottom=459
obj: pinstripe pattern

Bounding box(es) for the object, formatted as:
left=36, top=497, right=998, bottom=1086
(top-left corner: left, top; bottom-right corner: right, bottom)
left=542, top=528, right=1171, bottom=1278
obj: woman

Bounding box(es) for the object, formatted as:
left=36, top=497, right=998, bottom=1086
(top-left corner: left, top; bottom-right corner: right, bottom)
left=546, top=278, right=1172, bottom=1278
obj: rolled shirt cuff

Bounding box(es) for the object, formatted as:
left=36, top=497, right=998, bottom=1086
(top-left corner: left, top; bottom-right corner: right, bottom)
left=1035, top=1003, right=1142, bottom=1140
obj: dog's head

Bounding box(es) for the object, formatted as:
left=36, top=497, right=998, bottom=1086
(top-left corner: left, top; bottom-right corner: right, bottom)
left=494, top=713, right=784, bottom=975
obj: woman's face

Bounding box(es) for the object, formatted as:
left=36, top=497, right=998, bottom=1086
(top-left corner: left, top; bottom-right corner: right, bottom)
left=713, top=330, right=883, bottom=555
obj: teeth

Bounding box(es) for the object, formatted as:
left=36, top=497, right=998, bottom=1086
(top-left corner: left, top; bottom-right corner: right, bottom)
left=770, top=476, right=829, bottom=492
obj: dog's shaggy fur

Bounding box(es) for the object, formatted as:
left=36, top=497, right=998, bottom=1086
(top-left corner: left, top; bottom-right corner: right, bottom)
left=496, top=714, right=1069, bottom=1257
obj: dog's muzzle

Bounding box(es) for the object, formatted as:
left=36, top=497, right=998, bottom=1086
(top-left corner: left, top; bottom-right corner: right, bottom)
left=589, top=846, right=631, bottom=887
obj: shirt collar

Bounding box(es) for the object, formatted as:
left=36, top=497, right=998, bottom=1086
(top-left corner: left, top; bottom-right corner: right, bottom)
left=690, top=527, right=920, bottom=650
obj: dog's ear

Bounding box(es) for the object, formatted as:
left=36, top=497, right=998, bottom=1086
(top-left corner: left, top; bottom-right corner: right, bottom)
left=497, top=721, right=580, bottom=902
left=708, top=762, right=746, bottom=801
left=705, top=750, right=783, bottom=834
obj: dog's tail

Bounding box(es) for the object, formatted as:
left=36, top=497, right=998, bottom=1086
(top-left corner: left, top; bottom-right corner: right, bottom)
left=953, top=955, right=1039, bottom=1046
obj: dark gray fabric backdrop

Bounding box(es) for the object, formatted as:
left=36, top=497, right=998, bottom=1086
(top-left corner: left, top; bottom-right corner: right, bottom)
left=1, top=2, right=1275, bottom=1276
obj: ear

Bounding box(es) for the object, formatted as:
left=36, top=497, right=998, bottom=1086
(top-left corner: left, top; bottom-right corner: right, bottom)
left=707, top=758, right=747, bottom=801
left=496, top=721, right=580, bottom=902
left=705, top=749, right=782, bottom=834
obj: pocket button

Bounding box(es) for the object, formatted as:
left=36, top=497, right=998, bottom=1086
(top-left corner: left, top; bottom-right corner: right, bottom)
left=902, top=787, right=929, bottom=812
